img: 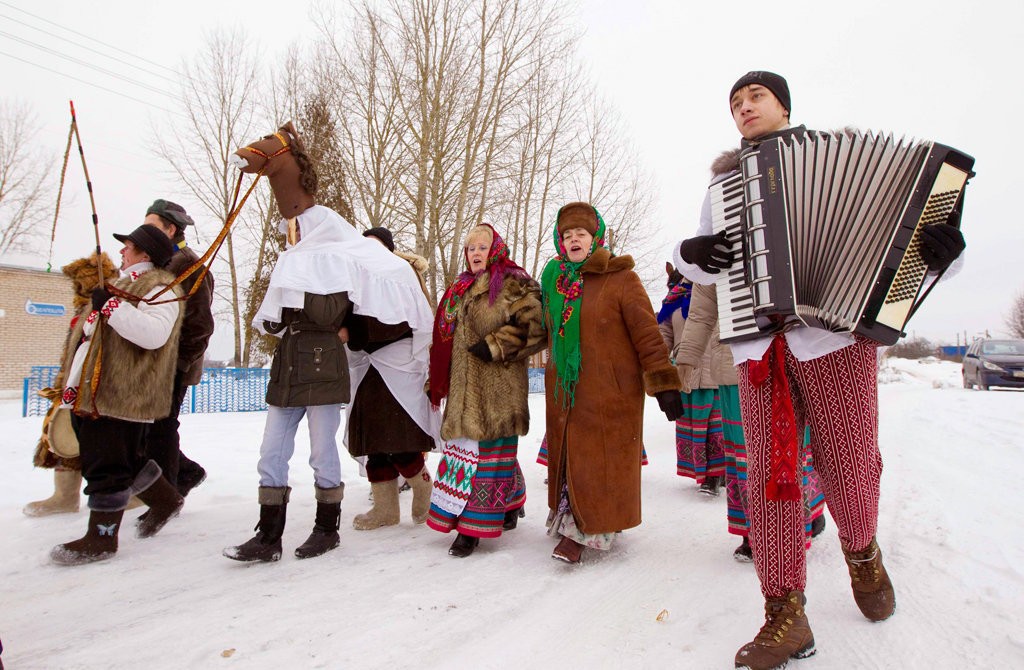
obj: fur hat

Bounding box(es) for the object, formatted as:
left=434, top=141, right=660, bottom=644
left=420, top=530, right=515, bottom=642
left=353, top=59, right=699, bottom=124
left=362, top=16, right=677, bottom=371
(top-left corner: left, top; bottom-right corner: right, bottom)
left=61, top=252, right=118, bottom=310
left=113, top=225, right=174, bottom=268
left=729, top=71, right=791, bottom=114
left=146, top=199, right=194, bottom=230
left=556, top=202, right=599, bottom=236
left=362, top=226, right=395, bottom=252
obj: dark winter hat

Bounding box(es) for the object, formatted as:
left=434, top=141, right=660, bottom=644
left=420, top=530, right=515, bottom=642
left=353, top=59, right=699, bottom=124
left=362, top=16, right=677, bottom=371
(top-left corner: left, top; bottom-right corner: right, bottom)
left=113, top=225, right=174, bottom=268
left=729, top=71, right=791, bottom=113
left=146, top=199, right=194, bottom=230
left=362, top=227, right=395, bottom=253
left=556, top=202, right=599, bottom=236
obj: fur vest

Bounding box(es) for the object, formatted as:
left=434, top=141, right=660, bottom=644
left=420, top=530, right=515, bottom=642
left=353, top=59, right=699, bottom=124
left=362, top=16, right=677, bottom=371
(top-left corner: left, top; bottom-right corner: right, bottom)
left=64, top=269, right=184, bottom=421
left=440, top=273, right=545, bottom=442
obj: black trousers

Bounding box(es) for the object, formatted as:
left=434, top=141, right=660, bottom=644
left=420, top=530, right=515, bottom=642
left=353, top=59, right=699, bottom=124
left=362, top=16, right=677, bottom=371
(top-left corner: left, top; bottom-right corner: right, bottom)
left=73, top=414, right=148, bottom=496
left=145, top=371, right=203, bottom=486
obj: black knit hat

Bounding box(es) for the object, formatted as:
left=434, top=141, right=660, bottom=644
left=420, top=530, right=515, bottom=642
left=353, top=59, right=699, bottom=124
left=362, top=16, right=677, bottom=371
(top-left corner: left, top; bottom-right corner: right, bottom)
left=363, top=227, right=395, bottom=253
left=113, top=225, right=174, bottom=268
left=146, top=199, right=194, bottom=231
left=729, top=71, right=791, bottom=113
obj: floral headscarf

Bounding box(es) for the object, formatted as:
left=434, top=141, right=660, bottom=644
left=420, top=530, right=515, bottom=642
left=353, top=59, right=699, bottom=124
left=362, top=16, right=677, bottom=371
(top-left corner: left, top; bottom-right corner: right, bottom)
left=657, top=277, right=692, bottom=324
left=428, top=224, right=529, bottom=407
left=540, top=207, right=607, bottom=407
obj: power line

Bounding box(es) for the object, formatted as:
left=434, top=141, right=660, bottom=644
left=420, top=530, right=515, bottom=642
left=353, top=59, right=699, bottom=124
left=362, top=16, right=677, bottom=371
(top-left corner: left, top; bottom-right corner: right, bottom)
left=0, top=0, right=179, bottom=77
left=0, top=50, right=184, bottom=119
left=0, top=30, right=170, bottom=96
left=0, top=11, right=177, bottom=83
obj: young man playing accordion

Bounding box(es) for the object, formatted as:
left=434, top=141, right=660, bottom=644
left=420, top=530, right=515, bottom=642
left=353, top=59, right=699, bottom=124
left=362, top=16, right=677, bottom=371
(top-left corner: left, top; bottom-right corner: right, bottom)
left=673, top=71, right=966, bottom=670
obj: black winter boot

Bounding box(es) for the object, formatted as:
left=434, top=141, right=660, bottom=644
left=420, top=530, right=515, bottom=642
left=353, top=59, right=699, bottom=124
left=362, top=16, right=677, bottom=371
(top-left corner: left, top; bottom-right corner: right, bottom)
left=734, top=535, right=754, bottom=563
left=295, top=484, right=343, bottom=559
left=51, top=509, right=125, bottom=566
left=136, top=475, right=185, bottom=539
left=810, top=514, right=826, bottom=539
left=224, top=487, right=289, bottom=563
left=503, top=507, right=525, bottom=531
left=176, top=462, right=207, bottom=498
left=699, top=475, right=723, bottom=497
left=448, top=533, right=480, bottom=557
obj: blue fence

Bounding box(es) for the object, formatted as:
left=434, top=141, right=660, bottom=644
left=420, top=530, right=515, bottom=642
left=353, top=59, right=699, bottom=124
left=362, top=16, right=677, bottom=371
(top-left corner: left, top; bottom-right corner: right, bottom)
left=22, top=366, right=271, bottom=418
left=23, top=366, right=546, bottom=417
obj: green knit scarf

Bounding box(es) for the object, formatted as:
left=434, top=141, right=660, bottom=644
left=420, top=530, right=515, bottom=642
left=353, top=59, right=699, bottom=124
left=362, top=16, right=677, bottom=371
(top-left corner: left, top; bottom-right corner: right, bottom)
left=541, top=211, right=607, bottom=407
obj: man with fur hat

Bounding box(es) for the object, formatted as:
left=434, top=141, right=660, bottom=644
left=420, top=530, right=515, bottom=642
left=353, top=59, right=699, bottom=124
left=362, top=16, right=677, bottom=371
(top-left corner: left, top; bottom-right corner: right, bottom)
left=50, top=225, right=186, bottom=565
left=673, top=71, right=966, bottom=669
left=142, top=199, right=215, bottom=498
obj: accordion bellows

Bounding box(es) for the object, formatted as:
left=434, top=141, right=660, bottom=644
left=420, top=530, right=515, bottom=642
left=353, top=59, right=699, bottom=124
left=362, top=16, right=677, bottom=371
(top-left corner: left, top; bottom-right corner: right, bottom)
left=710, top=129, right=974, bottom=346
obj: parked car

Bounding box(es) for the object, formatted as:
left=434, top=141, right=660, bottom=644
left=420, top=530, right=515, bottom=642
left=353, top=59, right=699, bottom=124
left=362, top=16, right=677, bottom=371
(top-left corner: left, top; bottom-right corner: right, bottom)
left=962, top=339, right=1024, bottom=390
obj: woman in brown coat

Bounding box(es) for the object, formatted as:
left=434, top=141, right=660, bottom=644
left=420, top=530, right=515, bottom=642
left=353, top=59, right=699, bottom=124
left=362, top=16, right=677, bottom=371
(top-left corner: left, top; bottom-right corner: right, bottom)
left=426, top=224, right=546, bottom=557
left=541, top=202, right=683, bottom=563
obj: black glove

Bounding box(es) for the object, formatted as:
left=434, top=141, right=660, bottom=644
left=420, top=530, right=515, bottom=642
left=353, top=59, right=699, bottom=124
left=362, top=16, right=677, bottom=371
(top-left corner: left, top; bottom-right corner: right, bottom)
left=91, top=286, right=111, bottom=311
left=679, top=231, right=734, bottom=274
left=918, top=223, right=965, bottom=272
left=468, top=340, right=493, bottom=362
left=655, top=390, right=684, bottom=421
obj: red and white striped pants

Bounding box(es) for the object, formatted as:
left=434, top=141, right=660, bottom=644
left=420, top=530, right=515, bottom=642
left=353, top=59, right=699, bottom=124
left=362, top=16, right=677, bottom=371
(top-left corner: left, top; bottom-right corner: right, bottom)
left=738, top=336, right=882, bottom=598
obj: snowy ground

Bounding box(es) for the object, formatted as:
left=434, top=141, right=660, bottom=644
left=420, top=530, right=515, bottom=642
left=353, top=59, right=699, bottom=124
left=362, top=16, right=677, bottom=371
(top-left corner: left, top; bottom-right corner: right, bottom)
left=1, top=358, right=1022, bottom=669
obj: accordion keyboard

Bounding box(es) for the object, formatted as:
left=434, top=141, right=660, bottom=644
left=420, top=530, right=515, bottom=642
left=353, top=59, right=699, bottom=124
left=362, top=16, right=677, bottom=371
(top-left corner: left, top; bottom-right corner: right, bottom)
left=709, top=173, right=761, bottom=341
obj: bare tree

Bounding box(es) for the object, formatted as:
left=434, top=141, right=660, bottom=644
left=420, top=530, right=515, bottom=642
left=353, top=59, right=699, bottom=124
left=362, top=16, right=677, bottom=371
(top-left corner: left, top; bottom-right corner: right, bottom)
left=0, top=100, right=52, bottom=258
left=303, top=0, right=660, bottom=300
left=1006, top=289, right=1024, bottom=338
left=154, top=28, right=266, bottom=366
left=570, top=91, right=658, bottom=271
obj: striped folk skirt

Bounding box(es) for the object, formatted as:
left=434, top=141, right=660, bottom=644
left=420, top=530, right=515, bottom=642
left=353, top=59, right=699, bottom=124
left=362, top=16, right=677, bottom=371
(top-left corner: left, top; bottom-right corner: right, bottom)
left=721, top=385, right=825, bottom=544
left=427, top=436, right=525, bottom=539
left=675, top=388, right=725, bottom=482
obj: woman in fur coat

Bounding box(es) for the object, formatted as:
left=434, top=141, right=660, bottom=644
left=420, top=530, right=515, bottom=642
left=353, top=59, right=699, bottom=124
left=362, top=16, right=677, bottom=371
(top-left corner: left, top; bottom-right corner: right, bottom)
left=541, top=202, right=683, bottom=564
left=425, top=224, right=546, bottom=557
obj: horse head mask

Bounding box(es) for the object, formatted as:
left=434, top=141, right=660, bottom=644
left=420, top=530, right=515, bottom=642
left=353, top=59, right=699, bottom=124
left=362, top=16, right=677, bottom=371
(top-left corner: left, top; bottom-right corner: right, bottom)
left=233, top=122, right=318, bottom=220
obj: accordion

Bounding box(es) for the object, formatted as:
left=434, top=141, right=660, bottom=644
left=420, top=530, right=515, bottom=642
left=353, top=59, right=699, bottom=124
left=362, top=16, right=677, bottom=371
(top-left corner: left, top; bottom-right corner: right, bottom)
left=710, top=130, right=974, bottom=346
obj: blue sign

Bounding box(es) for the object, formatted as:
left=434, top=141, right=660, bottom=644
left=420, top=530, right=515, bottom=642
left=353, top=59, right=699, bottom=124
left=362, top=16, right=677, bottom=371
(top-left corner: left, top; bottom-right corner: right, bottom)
left=25, top=300, right=66, bottom=317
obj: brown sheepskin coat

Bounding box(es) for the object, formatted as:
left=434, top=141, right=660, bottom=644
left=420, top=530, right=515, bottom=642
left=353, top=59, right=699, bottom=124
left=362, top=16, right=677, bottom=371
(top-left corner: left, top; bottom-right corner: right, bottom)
left=440, top=273, right=546, bottom=442
left=544, top=249, right=681, bottom=534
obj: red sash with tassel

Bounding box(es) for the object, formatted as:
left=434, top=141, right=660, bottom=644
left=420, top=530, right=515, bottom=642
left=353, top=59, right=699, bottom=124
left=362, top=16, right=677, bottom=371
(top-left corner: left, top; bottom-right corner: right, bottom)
left=747, top=335, right=800, bottom=501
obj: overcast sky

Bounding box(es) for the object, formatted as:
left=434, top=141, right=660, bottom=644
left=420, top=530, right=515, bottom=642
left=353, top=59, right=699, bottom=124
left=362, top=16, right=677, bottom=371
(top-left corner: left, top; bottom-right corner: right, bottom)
left=2, top=0, right=1020, bottom=356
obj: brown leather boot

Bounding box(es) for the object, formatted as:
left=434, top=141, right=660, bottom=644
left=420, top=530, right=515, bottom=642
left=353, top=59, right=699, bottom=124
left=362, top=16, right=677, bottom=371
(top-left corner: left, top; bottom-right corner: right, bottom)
left=551, top=536, right=584, bottom=563
left=843, top=537, right=896, bottom=621
left=734, top=590, right=815, bottom=670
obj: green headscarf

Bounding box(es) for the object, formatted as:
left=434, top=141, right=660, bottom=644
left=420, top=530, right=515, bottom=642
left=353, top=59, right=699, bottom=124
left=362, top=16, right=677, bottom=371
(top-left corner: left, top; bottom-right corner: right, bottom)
left=541, top=207, right=607, bottom=407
